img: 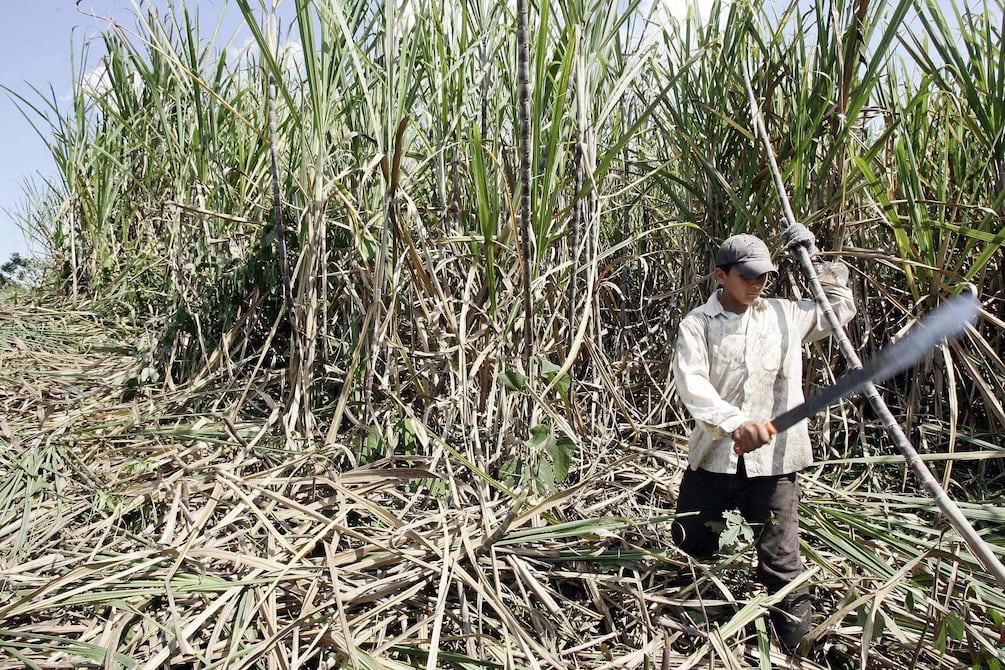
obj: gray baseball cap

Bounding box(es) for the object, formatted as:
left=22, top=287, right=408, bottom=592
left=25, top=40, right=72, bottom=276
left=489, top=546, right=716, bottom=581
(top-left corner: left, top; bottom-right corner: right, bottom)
left=715, top=234, right=777, bottom=278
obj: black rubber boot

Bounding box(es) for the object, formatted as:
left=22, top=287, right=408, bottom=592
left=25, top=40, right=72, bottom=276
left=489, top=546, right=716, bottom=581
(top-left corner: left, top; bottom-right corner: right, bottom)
left=770, top=590, right=812, bottom=655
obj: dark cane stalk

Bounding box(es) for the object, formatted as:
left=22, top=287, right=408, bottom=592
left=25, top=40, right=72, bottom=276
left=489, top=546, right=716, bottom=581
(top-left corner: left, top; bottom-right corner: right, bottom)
left=516, top=0, right=534, bottom=376
left=268, top=73, right=293, bottom=313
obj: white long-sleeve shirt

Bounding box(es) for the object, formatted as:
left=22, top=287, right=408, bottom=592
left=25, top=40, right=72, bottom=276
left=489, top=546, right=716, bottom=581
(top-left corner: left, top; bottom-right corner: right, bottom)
left=672, top=263, right=856, bottom=477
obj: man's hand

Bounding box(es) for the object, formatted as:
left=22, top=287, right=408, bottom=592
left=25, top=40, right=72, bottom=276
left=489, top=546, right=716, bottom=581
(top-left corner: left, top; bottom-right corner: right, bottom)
left=731, top=420, right=773, bottom=455
left=781, top=222, right=819, bottom=256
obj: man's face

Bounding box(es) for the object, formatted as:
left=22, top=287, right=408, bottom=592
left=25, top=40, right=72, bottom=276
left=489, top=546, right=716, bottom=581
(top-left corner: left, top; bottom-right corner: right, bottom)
left=715, top=266, right=769, bottom=312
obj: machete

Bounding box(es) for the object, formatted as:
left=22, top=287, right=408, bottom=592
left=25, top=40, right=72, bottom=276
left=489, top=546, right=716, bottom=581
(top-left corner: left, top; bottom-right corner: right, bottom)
left=734, top=291, right=981, bottom=455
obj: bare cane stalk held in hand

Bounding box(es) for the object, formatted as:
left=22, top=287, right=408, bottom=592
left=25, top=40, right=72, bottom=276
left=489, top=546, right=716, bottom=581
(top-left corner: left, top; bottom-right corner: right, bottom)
left=740, top=59, right=1005, bottom=588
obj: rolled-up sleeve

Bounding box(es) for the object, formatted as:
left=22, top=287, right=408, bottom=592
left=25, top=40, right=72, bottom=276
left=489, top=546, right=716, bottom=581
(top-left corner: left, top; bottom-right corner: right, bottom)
left=802, top=261, right=856, bottom=342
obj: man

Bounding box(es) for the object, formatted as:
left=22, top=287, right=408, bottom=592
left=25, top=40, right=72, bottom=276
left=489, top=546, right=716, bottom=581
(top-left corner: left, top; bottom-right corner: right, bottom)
left=670, top=225, right=856, bottom=654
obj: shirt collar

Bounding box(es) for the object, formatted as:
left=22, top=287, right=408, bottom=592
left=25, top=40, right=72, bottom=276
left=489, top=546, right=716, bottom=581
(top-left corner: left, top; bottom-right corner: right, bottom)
left=699, top=289, right=767, bottom=317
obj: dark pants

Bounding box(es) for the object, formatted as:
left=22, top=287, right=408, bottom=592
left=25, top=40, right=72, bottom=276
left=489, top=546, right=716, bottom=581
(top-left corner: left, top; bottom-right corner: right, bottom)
left=671, top=459, right=804, bottom=592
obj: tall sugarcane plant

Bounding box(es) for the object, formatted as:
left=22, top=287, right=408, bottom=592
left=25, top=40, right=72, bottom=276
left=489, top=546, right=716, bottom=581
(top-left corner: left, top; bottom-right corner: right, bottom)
left=5, top=0, right=1005, bottom=665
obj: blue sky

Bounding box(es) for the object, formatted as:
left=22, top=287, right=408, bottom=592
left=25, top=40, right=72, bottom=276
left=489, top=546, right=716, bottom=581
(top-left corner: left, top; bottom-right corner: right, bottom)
left=0, top=0, right=256, bottom=263
left=0, top=1, right=98, bottom=261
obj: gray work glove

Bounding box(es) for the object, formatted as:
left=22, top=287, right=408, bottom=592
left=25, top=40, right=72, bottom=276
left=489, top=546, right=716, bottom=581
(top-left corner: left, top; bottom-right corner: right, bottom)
left=781, top=221, right=820, bottom=257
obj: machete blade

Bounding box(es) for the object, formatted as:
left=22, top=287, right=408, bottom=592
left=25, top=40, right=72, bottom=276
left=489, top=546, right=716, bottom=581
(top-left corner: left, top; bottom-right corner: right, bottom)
left=770, top=291, right=980, bottom=434
left=734, top=290, right=980, bottom=455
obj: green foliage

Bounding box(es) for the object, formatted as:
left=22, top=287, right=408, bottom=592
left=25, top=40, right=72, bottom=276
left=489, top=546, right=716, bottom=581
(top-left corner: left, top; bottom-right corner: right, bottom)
left=0, top=253, right=39, bottom=288
left=525, top=423, right=575, bottom=493
left=501, top=368, right=528, bottom=392
left=712, top=509, right=755, bottom=552
left=358, top=411, right=421, bottom=462
left=498, top=422, right=575, bottom=495
left=933, top=609, right=964, bottom=653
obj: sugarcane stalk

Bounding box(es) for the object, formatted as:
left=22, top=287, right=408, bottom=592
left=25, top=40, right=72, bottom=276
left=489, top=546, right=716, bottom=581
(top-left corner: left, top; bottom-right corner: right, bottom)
left=740, top=59, right=1005, bottom=588
left=268, top=72, right=293, bottom=313
left=516, top=0, right=535, bottom=434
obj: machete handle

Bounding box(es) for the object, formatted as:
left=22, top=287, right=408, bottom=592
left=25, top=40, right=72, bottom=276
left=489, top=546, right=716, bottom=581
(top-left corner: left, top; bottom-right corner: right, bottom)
left=732, top=422, right=778, bottom=456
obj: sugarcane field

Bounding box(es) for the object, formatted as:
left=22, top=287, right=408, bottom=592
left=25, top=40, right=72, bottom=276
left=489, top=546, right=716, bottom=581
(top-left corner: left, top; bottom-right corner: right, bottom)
left=1, top=0, right=1003, bottom=667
